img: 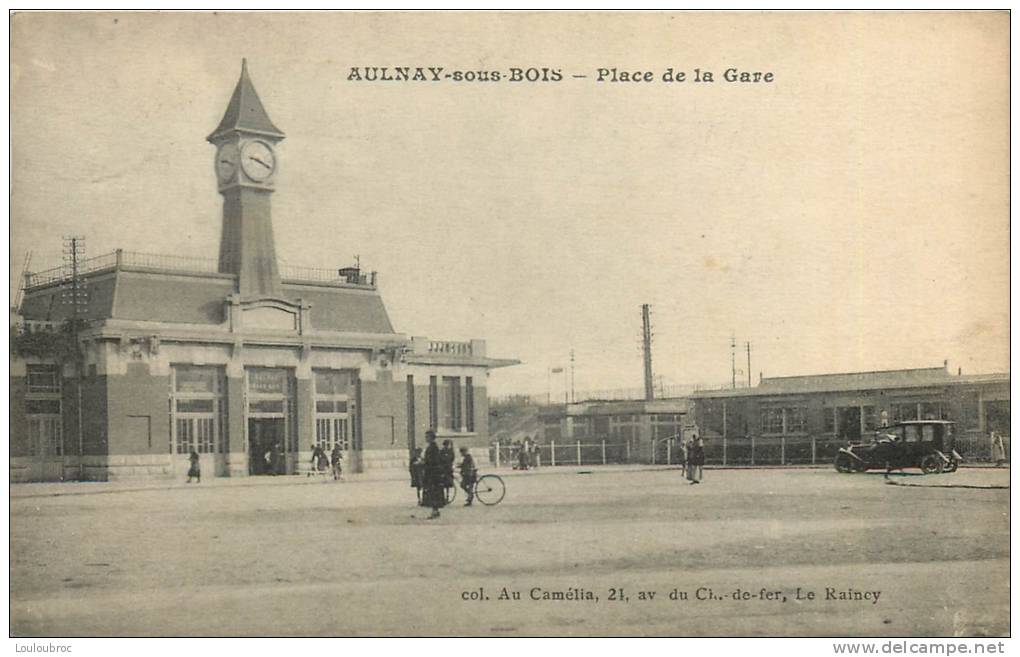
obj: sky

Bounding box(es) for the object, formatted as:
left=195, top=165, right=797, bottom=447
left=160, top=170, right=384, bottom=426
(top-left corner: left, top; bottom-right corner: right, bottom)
left=10, top=12, right=1010, bottom=398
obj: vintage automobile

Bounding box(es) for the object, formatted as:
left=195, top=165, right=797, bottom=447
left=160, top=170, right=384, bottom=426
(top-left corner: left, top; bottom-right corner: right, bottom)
left=834, top=420, right=961, bottom=474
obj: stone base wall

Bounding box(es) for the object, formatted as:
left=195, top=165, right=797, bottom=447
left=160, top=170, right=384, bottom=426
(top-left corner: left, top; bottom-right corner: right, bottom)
left=10, top=447, right=488, bottom=482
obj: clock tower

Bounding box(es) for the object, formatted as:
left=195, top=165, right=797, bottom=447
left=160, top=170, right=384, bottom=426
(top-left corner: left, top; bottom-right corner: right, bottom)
left=207, top=59, right=286, bottom=299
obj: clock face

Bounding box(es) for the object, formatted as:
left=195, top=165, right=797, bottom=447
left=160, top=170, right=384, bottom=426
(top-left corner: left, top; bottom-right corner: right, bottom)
left=241, top=140, right=276, bottom=182
left=215, top=143, right=239, bottom=183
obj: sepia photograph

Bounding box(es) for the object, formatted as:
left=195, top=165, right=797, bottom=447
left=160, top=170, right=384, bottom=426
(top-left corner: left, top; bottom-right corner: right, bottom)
left=7, top=11, right=1010, bottom=639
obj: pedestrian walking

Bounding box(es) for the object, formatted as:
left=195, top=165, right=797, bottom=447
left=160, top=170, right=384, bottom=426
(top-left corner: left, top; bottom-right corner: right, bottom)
left=409, top=447, right=425, bottom=504
left=423, top=431, right=446, bottom=519
left=331, top=442, right=344, bottom=480
left=458, top=447, right=477, bottom=506
left=310, top=443, right=328, bottom=476
left=187, top=449, right=201, bottom=483
left=686, top=435, right=705, bottom=485
left=992, top=431, right=1007, bottom=467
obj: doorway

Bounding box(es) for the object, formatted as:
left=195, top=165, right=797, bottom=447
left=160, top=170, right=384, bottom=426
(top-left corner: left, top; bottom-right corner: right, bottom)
left=837, top=407, right=862, bottom=442
left=249, top=418, right=285, bottom=475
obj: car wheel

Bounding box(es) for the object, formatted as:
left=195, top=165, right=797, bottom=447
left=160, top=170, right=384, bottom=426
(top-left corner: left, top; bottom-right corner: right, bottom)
left=943, top=458, right=959, bottom=473
left=920, top=454, right=943, bottom=475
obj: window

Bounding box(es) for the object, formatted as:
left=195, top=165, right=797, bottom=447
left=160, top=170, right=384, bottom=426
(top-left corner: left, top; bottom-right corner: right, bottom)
left=761, top=408, right=784, bottom=434
left=823, top=408, right=836, bottom=434
left=313, top=369, right=354, bottom=451
left=249, top=399, right=285, bottom=414
left=176, top=399, right=214, bottom=413
left=761, top=407, right=807, bottom=435
left=465, top=377, right=475, bottom=432
left=785, top=408, right=807, bottom=434
left=443, top=377, right=461, bottom=431
left=26, top=399, right=61, bottom=415
left=174, top=366, right=217, bottom=393
left=171, top=365, right=226, bottom=455
left=315, top=370, right=350, bottom=396
left=25, top=364, right=62, bottom=457
left=904, top=425, right=920, bottom=443
left=428, top=376, right=438, bottom=430
left=862, top=406, right=878, bottom=431
left=28, top=416, right=62, bottom=457
left=921, top=425, right=936, bottom=442
left=27, top=364, right=60, bottom=394
left=892, top=403, right=919, bottom=422
left=542, top=417, right=562, bottom=441
left=960, top=392, right=980, bottom=430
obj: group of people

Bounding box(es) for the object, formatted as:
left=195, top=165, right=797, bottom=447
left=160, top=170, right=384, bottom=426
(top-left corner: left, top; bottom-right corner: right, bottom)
left=409, top=430, right=477, bottom=519
left=310, top=442, right=345, bottom=480
left=511, top=437, right=540, bottom=470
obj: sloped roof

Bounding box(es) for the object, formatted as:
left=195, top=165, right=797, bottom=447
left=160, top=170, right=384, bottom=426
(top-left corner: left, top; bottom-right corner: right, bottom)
left=284, top=284, right=395, bottom=334
left=690, top=367, right=1008, bottom=398
left=207, top=59, right=284, bottom=142
left=20, top=269, right=398, bottom=335
left=758, top=367, right=952, bottom=394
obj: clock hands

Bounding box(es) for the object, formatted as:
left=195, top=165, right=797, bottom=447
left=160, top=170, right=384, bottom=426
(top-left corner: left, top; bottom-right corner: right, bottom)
left=248, top=155, right=271, bottom=170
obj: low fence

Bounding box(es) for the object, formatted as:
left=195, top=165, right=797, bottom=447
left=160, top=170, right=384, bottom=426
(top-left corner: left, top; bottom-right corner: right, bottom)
left=489, top=433, right=1009, bottom=468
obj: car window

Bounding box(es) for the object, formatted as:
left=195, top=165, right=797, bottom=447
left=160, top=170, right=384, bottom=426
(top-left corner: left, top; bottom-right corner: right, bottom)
left=904, top=425, right=920, bottom=443
left=877, top=427, right=903, bottom=442
left=922, top=425, right=935, bottom=442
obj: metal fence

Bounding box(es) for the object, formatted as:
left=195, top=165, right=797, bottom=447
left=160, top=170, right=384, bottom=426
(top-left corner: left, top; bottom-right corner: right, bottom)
left=489, top=433, right=1009, bottom=468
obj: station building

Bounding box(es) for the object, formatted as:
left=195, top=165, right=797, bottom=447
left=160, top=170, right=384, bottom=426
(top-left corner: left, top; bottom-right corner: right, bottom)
left=535, top=366, right=1009, bottom=466
left=689, top=366, right=1010, bottom=464
left=10, top=61, right=516, bottom=482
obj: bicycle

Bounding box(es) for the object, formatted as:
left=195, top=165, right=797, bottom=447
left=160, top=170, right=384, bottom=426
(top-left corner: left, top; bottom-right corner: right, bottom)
left=444, top=472, right=506, bottom=506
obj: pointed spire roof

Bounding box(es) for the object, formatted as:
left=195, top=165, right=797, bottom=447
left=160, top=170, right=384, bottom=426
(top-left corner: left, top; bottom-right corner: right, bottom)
left=207, top=59, right=285, bottom=143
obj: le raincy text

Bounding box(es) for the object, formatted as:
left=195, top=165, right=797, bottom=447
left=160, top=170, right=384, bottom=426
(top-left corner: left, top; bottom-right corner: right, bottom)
left=460, top=586, right=881, bottom=605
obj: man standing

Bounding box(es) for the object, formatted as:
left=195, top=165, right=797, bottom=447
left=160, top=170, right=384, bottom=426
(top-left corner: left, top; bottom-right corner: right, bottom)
left=458, top=446, right=478, bottom=506
left=992, top=431, right=1007, bottom=467
left=330, top=441, right=344, bottom=481
left=440, top=439, right=456, bottom=492
left=187, top=449, right=201, bottom=483
left=686, top=435, right=705, bottom=485
left=423, top=431, right=446, bottom=519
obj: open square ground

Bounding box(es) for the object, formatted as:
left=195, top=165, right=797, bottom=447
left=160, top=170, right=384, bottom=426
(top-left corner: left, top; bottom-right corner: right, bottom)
left=10, top=467, right=1009, bottom=637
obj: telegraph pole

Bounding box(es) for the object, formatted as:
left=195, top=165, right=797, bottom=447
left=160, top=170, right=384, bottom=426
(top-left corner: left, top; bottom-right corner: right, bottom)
left=63, top=236, right=87, bottom=480
left=731, top=334, right=736, bottom=389
left=746, top=341, right=752, bottom=388
left=569, top=349, right=576, bottom=404
left=641, top=304, right=654, bottom=401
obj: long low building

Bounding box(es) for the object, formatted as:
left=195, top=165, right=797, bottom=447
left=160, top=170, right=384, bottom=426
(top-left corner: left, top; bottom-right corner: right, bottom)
left=534, top=366, right=1009, bottom=466
left=10, top=61, right=516, bottom=482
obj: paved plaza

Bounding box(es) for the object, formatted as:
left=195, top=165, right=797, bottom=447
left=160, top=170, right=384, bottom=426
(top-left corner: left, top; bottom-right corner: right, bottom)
left=10, top=466, right=1009, bottom=637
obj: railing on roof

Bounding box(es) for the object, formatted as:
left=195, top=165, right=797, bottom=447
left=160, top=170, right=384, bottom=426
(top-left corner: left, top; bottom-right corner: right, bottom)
left=280, top=264, right=377, bottom=287
left=24, top=250, right=377, bottom=289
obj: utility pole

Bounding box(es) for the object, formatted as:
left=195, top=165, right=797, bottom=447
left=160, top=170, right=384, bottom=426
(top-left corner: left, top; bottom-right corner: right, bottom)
left=63, top=236, right=88, bottom=480
left=731, top=334, right=736, bottom=389
left=641, top=304, right=654, bottom=401
left=569, top=349, right=575, bottom=404
left=746, top=341, right=752, bottom=388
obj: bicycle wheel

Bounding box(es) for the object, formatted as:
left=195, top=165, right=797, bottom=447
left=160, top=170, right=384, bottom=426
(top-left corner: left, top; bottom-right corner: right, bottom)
left=444, top=484, right=457, bottom=504
left=474, top=474, right=505, bottom=506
